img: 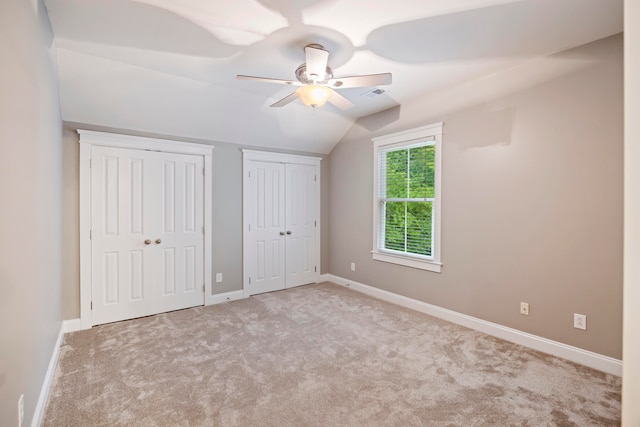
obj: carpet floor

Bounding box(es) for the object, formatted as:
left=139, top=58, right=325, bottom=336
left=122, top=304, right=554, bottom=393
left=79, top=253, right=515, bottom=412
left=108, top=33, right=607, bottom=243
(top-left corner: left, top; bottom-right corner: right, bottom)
left=43, top=282, right=621, bottom=426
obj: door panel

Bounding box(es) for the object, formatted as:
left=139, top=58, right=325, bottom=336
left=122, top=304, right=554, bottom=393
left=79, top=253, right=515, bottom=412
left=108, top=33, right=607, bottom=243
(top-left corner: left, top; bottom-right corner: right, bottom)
left=184, top=246, right=196, bottom=291
left=129, top=250, right=144, bottom=301
left=155, top=152, right=204, bottom=313
left=92, top=147, right=156, bottom=324
left=286, top=163, right=317, bottom=288
left=246, top=161, right=286, bottom=295
left=130, top=159, right=144, bottom=234
left=244, top=157, right=319, bottom=296
left=163, top=248, right=176, bottom=295
left=91, top=146, right=204, bottom=325
left=162, top=161, right=176, bottom=233
left=103, top=251, right=119, bottom=304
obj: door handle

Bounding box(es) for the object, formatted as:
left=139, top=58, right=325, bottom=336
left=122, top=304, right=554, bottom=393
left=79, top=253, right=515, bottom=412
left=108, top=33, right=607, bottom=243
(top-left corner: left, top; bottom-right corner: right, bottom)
left=144, top=239, right=152, bottom=245
left=155, top=239, right=162, bottom=244
left=286, top=231, right=292, bottom=235
left=279, top=232, right=286, bottom=236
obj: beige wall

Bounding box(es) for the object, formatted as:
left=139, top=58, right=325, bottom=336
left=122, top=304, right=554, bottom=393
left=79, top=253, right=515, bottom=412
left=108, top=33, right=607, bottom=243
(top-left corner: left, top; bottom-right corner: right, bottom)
left=61, top=127, right=330, bottom=318
left=329, top=35, right=623, bottom=359
left=0, top=0, right=63, bottom=425
left=623, top=0, right=640, bottom=424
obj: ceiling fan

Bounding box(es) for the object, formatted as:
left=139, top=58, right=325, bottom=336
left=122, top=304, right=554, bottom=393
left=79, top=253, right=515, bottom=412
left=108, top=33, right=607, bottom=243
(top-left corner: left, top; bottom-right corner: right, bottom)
left=237, top=44, right=392, bottom=110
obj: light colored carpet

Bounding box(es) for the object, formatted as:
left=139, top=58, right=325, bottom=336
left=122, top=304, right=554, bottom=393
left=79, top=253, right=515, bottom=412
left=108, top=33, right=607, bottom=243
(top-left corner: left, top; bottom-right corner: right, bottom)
left=43, top=282, right=621, bottom=426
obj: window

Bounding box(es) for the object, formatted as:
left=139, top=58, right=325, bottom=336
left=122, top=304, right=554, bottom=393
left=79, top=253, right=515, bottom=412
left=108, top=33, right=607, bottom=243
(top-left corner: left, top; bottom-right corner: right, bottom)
left=372, top=122, right=443, bottom=272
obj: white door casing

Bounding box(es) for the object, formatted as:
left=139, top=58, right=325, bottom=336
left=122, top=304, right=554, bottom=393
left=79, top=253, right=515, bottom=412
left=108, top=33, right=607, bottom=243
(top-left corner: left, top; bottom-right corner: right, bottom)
left=79, top=130, right=213, bottom=329
left=242, top=150, right=321, bottom=296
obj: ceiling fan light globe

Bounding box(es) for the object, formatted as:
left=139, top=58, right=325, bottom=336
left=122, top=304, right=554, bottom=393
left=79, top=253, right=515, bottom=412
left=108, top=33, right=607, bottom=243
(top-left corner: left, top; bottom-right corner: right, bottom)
left=296, top=85, right=332, bottom=108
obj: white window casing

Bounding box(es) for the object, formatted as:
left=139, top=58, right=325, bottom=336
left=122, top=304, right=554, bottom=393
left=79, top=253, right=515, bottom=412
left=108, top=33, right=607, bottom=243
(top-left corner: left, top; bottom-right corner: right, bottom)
left=372, top=122, right=443, bottom=273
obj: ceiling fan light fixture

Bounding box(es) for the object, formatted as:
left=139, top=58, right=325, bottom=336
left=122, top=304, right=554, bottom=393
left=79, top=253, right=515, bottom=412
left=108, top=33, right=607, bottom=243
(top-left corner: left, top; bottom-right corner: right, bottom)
left=296, top=85, right=332, bottom=108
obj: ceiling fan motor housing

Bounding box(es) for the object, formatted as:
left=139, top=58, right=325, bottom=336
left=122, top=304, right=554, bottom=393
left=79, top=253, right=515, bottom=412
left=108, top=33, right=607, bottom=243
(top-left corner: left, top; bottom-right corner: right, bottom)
left=296, top=64, right=333, bottom=85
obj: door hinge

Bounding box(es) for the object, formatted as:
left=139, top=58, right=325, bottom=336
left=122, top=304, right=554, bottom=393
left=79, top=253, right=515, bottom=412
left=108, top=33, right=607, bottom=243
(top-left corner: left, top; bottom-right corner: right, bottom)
left=315, top=266, right=317, bottom=272
left=89, top=158, right=92, bottom=168
left=314, top=220, right=317, bottom=227
left=90, top=229, right=92, bottom=239
left=202, top=167, right=205, bottom=176
left=248, top=170, right=251, bottom=178
left=90, top=301, right=93, bottom=310
left=249, top=277, right=251, bottom=284
left=248, top=224, right=251, bottom=231
left=314, top=174, right=317, bottom=182
left=202, top=226, right=205, bottom=234
left=203, top=283, right=205, bottom=291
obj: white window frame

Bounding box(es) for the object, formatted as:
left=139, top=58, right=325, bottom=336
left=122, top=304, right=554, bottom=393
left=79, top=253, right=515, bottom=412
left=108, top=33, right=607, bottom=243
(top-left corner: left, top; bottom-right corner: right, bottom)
left=372, top=122, right=443, bottom=273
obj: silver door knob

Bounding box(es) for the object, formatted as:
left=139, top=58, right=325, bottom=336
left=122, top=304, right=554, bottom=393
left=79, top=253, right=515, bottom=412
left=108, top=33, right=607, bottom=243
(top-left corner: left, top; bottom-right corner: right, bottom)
left=279, top=231, right=286, bottom=236
left=144, top=239, right=152, bottom=245
left=155, top=239, right=162, bottom=244
left=286, top=230, right=292, bottom=235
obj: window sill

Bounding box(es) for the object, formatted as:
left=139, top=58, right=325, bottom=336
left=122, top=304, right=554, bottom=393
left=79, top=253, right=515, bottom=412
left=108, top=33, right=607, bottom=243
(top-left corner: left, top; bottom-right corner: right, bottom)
left=371, top=251, right=442, bottom=273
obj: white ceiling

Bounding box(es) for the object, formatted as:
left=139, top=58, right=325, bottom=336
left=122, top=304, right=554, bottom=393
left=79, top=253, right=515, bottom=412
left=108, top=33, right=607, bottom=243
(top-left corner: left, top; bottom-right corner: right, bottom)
left=44, top=0, right=622, bottom=154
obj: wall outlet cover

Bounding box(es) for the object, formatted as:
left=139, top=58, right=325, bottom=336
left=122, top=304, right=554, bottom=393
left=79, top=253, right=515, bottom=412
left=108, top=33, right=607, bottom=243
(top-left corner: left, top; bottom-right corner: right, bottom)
left=574, top=313, right=587, bottom=330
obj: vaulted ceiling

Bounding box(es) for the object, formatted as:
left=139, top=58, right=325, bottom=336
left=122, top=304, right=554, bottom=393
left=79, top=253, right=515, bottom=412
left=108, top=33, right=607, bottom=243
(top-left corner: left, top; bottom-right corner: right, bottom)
left=44, top=0, right=622, bottom=154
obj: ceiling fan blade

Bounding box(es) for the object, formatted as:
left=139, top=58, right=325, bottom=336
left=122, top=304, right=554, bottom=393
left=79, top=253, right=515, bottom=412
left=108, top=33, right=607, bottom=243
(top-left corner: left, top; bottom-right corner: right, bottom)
left=270, top=92, right=299, bottom=108
left=305, top=46, right=329, bottom=82
left=237, top=75, right=301, bottom=86
left=327, top=89, right=354, bottom=110
left=328, top=73, right=392, bottom=89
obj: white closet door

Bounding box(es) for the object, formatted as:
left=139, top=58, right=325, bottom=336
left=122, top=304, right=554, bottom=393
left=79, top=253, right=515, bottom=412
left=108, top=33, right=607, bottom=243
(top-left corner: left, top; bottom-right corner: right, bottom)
left=91, top=146, right=157, bottom=324
left=285, top=163, right=317, bottom=288
left=246, top=161, right=286, bottom=295
left=91, top=146, right=204, bottom=325
left=155, top=152, right=204, bottom=313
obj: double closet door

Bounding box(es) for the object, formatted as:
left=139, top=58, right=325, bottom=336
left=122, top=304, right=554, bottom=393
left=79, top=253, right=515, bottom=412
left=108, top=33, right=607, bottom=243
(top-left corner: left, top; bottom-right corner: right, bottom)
left=87, top=143, right=206, bottom=326
left=243, top=150, right=321, bottom=296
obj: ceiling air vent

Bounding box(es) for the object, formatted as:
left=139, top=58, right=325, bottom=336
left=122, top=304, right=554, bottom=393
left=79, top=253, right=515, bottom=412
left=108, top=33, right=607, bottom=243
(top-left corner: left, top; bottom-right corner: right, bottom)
left=361, top=88, right=386, bottom=98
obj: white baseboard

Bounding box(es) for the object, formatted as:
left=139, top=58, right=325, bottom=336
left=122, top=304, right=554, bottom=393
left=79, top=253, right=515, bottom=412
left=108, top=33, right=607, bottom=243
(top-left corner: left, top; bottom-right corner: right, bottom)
left=323, top=274, right=622, bottom=376
left=63, top=318, right=83, bottom=333
left=318, top=274, right=332, bottom=283
left=31, top=323, right=64, bottom=427
left=206, top=290, right=247, bottom=306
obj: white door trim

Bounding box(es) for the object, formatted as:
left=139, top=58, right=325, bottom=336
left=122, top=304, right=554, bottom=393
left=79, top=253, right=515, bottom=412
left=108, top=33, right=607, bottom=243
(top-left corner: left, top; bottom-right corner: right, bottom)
left=78, top=130, right=214, bottom=329
left=242, top=149, right=322, bottom=297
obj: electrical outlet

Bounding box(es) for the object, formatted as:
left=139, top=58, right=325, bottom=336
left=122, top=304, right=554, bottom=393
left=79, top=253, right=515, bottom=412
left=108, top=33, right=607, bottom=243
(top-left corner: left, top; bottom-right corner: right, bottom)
left=350, top=262, right=355, bottom=272
left=574, top=313, right=587, bottom=330
left=520, top=302, right=529, bottom=315
left=215, top=273, right=222, bottom=283
left=18, top=394, right=24, bottom=427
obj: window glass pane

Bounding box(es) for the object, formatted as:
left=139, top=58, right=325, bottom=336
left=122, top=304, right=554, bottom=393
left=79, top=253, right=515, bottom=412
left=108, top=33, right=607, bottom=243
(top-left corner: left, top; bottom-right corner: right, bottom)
left=384, top=201, right=406, bottom=252
left=385, top=150, right=407, bottom=198
left=406, top=202, right=432, bottom=256
left=383, top=201, right=433, bottom=256
left=409, top=145, right=435, bottom=199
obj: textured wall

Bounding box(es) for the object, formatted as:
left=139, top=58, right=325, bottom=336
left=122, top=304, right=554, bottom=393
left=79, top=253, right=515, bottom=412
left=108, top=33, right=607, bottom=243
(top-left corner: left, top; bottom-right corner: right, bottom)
left=623, top=0, right=640, bottom=423
left=329, top=35, right=623, bottom=359
left=0, top=0, right=63, bottom=425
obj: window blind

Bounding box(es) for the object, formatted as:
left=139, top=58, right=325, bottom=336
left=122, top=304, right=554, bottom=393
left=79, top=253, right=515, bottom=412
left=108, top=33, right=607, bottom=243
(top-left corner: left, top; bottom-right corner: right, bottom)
left=377, top=139, right=435, bottom=257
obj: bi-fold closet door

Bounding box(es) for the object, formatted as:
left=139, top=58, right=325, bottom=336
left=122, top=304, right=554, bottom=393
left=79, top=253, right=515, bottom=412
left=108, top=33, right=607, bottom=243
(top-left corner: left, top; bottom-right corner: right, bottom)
left=243, top=150, right=321, bottom=296
left=79, top=130, right=213, bottom=328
